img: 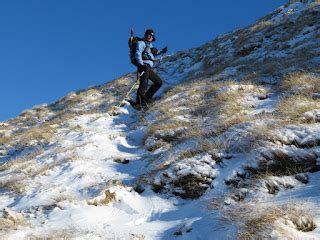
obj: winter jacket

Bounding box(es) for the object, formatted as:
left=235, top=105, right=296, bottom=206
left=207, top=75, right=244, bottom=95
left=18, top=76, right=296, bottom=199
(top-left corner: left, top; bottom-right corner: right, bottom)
left=135, top=40, right=155, bottom=68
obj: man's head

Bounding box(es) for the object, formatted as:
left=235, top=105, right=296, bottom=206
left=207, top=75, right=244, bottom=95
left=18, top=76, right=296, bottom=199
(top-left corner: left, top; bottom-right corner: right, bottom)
left=144, top=29, right=156, bottom=42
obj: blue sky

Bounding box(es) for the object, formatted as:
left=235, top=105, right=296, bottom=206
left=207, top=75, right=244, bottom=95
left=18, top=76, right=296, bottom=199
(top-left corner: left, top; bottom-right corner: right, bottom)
left=0, top=0, right=287, bottom=121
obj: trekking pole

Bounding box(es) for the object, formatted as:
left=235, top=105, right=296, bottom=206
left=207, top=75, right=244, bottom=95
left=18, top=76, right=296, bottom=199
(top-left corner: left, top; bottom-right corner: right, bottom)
left=154, top=53, right=166, bottom=69
left=109, top=73, right=140, bottom=116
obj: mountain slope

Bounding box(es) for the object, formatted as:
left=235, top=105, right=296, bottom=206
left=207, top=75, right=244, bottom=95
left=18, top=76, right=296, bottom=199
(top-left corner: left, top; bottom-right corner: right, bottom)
left=1, top=0, right=320, bottom=239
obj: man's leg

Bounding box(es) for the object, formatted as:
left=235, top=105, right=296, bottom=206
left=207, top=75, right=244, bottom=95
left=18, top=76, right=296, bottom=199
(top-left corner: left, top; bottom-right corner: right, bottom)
left=136, top=64, right=150, bottom=105
left=145, top=69, right=163, bottom=100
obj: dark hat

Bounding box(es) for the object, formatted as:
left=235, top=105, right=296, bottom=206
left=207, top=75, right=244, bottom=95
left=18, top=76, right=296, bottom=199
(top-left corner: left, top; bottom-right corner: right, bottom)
left=144, top=29, right=156, bottom=41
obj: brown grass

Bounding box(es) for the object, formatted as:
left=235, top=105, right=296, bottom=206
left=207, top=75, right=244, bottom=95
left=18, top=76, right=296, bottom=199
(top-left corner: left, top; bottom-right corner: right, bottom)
left=222, top=202, right=317, bottom=239
left=279, top=72, right=320, bottom=95
left=0, top=134, right=10, bottom=145
left=0, top=218, right=17, bottom=231
left=145, top=121, right=191, bottom=143
left=172, top=174, right=211, bottom=199
left=277, top=95, right=320, bottom=121
left=86, top=189, right=116, bottom=206
left=145, top=80, right=269, bottom=155
left=0, top=208, right=28, bottom=231
left=0, top=148, right=66, bottom=193
left=26, top=230, right=74, bottom=240
left=246, top=148, right=319, bottom=177
left=246, top=123, right=280, bottom=148
left=86, top=180, right=123, bottom=206
left=249, top=20, right=273, bottom=33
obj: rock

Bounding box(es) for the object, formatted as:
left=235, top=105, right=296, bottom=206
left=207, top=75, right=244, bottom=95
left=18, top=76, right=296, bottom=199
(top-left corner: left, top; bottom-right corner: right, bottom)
left=114, top=158, right=130, bottom=164
left=295, top=173, right=309, bottom=184
left=257, top=94, right=268, bottom=100
left=231, top=189, right=248, bottom=201
left=312, top=93, right=320, bottom=100
left=134, top=185, right=145, bottom=194
left=266, top=181, right=280, bottom=194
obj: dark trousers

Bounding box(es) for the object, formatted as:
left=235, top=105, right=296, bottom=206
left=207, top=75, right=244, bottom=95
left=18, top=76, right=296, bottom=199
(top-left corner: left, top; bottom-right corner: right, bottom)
left=136, top=64, right=163, bottom=104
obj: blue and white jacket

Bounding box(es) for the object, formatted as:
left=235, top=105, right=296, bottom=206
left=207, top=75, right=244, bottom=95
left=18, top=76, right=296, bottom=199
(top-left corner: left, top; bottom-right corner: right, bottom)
left=135, top=40, right=155, bottom=67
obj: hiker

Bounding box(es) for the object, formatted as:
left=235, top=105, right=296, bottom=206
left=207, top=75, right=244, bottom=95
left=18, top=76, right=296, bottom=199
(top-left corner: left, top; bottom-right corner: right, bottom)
left=130, top=29, right=168, bottom=109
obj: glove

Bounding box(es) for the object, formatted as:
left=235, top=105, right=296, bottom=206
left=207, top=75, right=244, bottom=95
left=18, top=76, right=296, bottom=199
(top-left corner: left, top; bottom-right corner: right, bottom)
left=160, top=46, right=168, bottom=54
left=151, top=47, right=159, bottom=56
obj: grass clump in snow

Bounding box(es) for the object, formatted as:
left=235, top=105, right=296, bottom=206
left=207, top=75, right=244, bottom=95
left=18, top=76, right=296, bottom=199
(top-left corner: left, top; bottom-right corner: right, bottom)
left=6, top=123, right=57, bottom=153
left=0, top=208, right=28, bottom=231
left=87, top=189, right=116, bottom=206
left=276, top=72, right=320, bottom=122
left=147, top=80, right=268, bottom=145
left=172, top=174, right=212, bottom=199
left=86, top=180, right=122, bottom=206
left=277, top=95, right=320, bottom=122
left=146, top=120, right=191, bottom=143
left=223, top=202, right=317, bottom=239
left=246, top=123, right=280, bottom=147
left=0, top=148, right=64, bottom=194
left=279, top=72, right=320, bottom=96
left=0, top=133, right=10, bottom=146
left=246, top=148, right=319, bottom=177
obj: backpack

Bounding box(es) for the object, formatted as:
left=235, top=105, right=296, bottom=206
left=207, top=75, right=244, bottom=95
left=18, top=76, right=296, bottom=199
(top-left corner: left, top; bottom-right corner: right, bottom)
left=128, top=36, right=143, bottom=66
left=128, top=29, right=150, bottom=66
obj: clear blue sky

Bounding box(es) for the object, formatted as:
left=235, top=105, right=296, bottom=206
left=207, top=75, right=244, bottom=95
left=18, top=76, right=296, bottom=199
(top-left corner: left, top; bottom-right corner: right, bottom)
left=0, top=0, right=287, bottom=121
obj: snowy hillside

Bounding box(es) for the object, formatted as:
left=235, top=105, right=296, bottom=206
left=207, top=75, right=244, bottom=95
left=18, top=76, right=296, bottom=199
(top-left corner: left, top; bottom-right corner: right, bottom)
left=1, top=0, right=320, bottom=239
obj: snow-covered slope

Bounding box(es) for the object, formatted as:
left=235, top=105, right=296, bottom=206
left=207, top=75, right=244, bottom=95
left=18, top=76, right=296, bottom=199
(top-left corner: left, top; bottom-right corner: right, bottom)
left=1, top=1, right=320, bottom=239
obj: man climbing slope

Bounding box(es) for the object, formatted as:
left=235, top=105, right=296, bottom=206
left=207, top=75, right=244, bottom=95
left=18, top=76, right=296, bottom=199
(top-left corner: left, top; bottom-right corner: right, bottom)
left=131, top=29, right=167, bottom=109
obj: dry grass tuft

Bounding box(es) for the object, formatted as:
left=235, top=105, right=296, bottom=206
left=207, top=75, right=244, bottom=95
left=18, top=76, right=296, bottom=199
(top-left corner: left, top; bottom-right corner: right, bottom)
left=147, top=80, right=268, bottom=147
left=222, top=202, right=317, bottom=239
left=279, top=72, right=320, bottom=95
left=26, top=230, right=73, bottom=240
left=277, top=95, right=320, bottom=121
left=246, top=148, right=319, bottom=177
left=87, top=189, right=116, bottom=206
left=4, top=123, right=57, bottom=153
left=0, top=218, right=17, bottom=231
left=0, top=181, right=27, bottom=194
left=0, top=148, right=65, bottom=193
left=0, top=134, right=10, bottom=145
left=178, top=140, right=223, bottom=162
left=245, top=123, right=280, bottom=149
left=86, top=180, right=123, bottom=206
left=172, top=174, right=212, bottom=199
left=0, top=208, right=28, bottom=231
left=145, top=121, right=191, bottom=143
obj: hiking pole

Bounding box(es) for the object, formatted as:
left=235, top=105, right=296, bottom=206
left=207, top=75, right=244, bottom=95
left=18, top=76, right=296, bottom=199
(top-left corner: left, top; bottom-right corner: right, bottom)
left=154, top=52, right=167, bottom=69
left=109, top=73, right=141, bottom=116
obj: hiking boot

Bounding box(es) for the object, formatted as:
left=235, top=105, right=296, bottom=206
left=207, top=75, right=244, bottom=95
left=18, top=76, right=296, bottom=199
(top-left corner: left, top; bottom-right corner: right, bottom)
left=129, top=99, right=148, bottom=111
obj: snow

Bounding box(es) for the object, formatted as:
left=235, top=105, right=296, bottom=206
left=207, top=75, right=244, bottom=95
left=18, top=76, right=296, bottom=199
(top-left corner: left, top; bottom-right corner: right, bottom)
left=270, top=2, right=305, bottom=24
left=1, top=0, right=320, bottom=238
left=0, top=102, right=242, bottom=239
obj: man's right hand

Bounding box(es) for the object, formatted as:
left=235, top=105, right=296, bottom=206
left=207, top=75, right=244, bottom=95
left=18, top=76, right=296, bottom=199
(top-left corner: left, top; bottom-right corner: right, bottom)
left=138, top=63, right=148, bottom=71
